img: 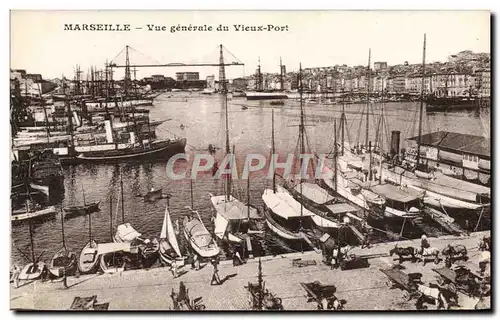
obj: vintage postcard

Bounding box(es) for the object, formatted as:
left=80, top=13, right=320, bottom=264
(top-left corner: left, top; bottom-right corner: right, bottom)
left=10, top=10, right=491, bottom=311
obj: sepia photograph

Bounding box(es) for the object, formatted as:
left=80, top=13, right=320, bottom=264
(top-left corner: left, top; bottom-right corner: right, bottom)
left=9, top=10, right=491, bottom=311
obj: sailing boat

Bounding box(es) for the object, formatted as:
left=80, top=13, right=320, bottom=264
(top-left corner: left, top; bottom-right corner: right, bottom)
left=113, top=171, right=159, bottom=268
left=279, top=67, right=349, bottom=232
left=320, top=50, right=386, bottom=221
left=245, top=57, right=288, bottom=100
left=211, top=45, right=262, bottom=244
left=159, top=202, right=185, bottom=266
left=261, top=72, right=320, bottom=250
left=184, top=180, right=220, bottom=258
left=48, top=207, right=77, bottom=278
left=77, top=198, right=100, bottom=274
left=378, top=34, right=490, bottom=212
left=98, top=185, right=136, bottom=274
left=17, top=201, right=47, bottom=284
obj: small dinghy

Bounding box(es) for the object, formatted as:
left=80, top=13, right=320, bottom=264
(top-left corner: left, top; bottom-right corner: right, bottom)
left=49, top=248, right=77, bottom=278
left=78, top=240, right=99, bottom=274
left=49, top=208, right=77, bottom=278
left=98, top=242, right=136, bottom=274
left=114, top=223, right=159, bottom=268
left=144, top=188, right=163, bottom=202
left=12, top=205, right=57, bottom=222
left=183, top=211, right=220, bottom=258
left=18, top=262, right=46, bottom=282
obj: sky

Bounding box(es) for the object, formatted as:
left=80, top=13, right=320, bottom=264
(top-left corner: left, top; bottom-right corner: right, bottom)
left=10, top=10, right=491, bottom=80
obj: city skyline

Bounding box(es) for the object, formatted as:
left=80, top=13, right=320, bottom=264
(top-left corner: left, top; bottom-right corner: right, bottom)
left=11, top=11, right=490, bottom=80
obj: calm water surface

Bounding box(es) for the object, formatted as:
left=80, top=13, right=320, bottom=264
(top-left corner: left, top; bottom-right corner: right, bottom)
left=11, top=93, right=491, bottom=266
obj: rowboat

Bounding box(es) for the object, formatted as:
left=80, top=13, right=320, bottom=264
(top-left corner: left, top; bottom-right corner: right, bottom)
left=18, top=262, right=46, bottom=282
left=11, top=205, right=57, bottom=222
left=183, top=214, right=220, bottom=258
left=77, top=240, right=100, bottom=274
left=144, top=188, right=163, bottom=202
left=113, top=223, right=159, bottom=268
left=48, top=248, right=77, bottom=278
left=98, top=242, right=134, bottom=274
left=64, top=201, right=100, bottom=218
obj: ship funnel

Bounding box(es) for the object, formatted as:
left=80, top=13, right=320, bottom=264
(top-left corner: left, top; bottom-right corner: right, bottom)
left=72, top=111, right=81, bottom=127
left=390, top=130, right=401, bottom=162
left=104, top=120, right=114, bottom=143
left=130, top=132, right=136, bottom=145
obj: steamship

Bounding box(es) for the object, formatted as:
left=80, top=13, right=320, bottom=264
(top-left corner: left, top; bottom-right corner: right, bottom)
left=245, top=58, right=289, bottom=100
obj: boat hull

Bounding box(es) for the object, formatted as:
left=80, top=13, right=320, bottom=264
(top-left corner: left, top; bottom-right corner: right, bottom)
left=64, top=201, right=100, bottom=219
left=48, top=248, right=77, bottom=278
left=78, top=240, right=100, bottom=274
left=18, top=262, right=46, bottom=282
left=182, top=217, right=220, bottom=258
left=70, top=139, right=186, bottom=164
left=11, top=206, right=57, bottom=222
left=264, top=208, right=303, bottom=240
left=245, top=92, right=288, bottom=100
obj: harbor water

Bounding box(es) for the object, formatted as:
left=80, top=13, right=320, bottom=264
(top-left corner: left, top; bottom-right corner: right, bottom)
left=11, top=92, right=491, bottom=266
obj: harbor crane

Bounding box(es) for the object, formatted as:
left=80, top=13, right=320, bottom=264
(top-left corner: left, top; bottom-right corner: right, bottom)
left=106, top=44, right=244, bottom=96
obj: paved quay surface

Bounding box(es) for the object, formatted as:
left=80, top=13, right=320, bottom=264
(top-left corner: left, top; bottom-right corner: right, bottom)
left=10, top=231, right=490, bottom=311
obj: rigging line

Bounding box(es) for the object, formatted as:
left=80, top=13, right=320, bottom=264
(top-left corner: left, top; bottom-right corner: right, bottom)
left=128, top=46, right=163, bottom=65
left=109, top=46, right=127, bottom=64
left=222, top=45, right=243, bottom=64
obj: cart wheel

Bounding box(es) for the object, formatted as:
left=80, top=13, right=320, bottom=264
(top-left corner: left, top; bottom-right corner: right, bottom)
left=434, top=257, right=440, bottom=265
left=464, top=256, right=469, bottom=261
left=402, top=292, right=409, bottom=300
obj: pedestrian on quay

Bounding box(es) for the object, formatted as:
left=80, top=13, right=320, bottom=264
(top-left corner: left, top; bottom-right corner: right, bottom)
left=420, top=234, right=430, bottom=254
left=232, top=248, right=244, bottom=267
left=210, top=258, right=221, bottom=285
left=62, top=269, right=69, bottom=289
left=171, top=259, right=178, bottom=278
left=465, top=220, right=470, bottom=236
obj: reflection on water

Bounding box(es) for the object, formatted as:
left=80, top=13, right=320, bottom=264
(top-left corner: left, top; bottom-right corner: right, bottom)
left=11, top=93, right=490, bottom=266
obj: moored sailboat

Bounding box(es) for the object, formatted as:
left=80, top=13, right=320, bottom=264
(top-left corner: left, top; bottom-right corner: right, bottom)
left=183, top=207, right=220, bottom=258
left=159, top=202, right=185, bottom=266
left=48, top=207, right=77, bottom=278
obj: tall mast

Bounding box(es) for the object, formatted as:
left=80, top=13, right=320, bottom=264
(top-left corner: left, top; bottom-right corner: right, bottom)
left=109, top=196, right=113, bottom=239
left=341, top=101, right=345, bottom=156
left=124, top=45, right=131, bottom=98
left=334, top=118, right=338, bottom=192
left=299, top=64, right=304, bottom=222
left=26, top=202, right=36, bottom=264
left=257, top=57, right=262, bottom=91
left=247, top=173, right=250, bottom=219
left=219, top=44, right=231, bottom=201
left=88, top=201, right=92, bottom=241
left=190, top=178, right=194, bottom=209
left=60, top=207, right=66, bottom=249
left=416, top=34, right=427, bottom=168
left=379, top=81, right=385, bottom=184
left=279, top=57, right=284, bottom=91
left=38, top=84, right=51, bottom=142
left=271, top=108, right=276, bottom=193
left=66, top=99, right=75, bottom=148
left=365, top=48, right=371, bottom=147
left=120, top=170, right=125, bottom=223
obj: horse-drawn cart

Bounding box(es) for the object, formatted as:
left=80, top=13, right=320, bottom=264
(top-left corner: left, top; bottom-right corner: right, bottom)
left=433, top=266, right=490, bottom=298
left=379, top=268, right=423, bottom=301
left=300, top=281, right=345, bottom=310
left=442, top=245, right=468, bottom=268
left=245, top=282, right=283, bottom=310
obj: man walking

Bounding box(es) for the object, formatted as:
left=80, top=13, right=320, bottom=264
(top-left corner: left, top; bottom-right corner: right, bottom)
left=210, top=258, right=221, bottom=285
